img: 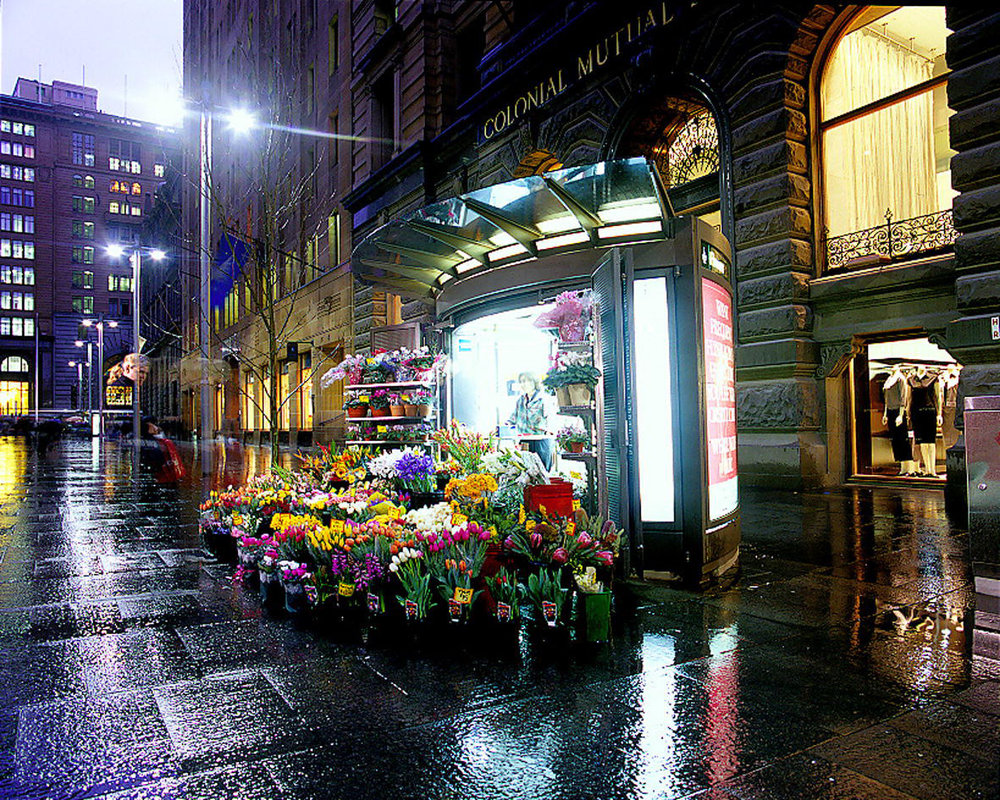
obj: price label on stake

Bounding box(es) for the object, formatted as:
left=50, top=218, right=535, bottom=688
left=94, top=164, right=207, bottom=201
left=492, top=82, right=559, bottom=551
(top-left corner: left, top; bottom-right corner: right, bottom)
left=377, top=426, right=387, bottom=433
left=451, top=513, right=468, bottom=526
left=496, top=602, right=512, bottom=622
left=329, top=520, right=345, bottom=536
left=404, top=599, right=419, bottom=620
left=359, top=395, right=369, bottom=403
left=542, top=600, right=558, bottom=626
left=338, top=581, right=355, bottom=597
left=453, top=587, right=474, bottom=604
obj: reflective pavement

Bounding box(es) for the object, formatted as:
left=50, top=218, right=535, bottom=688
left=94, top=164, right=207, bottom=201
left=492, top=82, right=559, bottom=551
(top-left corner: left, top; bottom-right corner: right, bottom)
left=0, top=437, right=997, bottom=799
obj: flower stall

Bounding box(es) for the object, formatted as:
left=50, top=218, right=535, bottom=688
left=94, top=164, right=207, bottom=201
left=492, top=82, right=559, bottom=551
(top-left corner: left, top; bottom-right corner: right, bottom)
left=200, top=431, right=623, bottom=647
left=352, top=157, right=740, bottom=586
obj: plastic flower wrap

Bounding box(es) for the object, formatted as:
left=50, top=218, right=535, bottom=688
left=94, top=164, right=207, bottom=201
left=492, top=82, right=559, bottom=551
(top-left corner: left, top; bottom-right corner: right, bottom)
left=533, top=290, right=594, bottom=342
left=321, top=354, right=368, bottom=387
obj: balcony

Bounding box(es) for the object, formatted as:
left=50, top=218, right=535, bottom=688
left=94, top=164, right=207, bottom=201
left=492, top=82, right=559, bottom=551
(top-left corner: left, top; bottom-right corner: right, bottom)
left=825, top=209, right=956, bottom=274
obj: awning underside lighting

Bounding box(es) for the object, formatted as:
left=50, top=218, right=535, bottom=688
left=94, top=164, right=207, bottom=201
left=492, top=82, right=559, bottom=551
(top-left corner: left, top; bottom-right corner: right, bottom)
left=352, top=157, right=674, bottom=298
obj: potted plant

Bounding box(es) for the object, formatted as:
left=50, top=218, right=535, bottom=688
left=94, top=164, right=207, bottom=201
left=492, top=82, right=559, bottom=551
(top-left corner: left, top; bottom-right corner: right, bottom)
left=410, top=388, right=434, bottom=417
left=369, top=389, right=391, bottom=417
left=486, top=566, right=523, bottom=625
left=388, top=393, right=407, bottom=417
left=556, top=425, right=589, bottom=454
left=533, top=290, right=593, bottom=343
left=542, top=352, right=601, bottom=407
left=345, top=396, right=369, bottom=418
left=524, top=567, right=570, bottom=629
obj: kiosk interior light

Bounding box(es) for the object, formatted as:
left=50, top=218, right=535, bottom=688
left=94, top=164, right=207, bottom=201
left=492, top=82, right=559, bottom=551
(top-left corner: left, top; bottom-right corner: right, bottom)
left=490, top=243, right=529, bottom=262
left=598, top=201, right=662, bottom=224
left=597, top=220, right=664, bottom=239
left=536, top=231, right=591, bottom=251
left=455, top=258, right=479, bottom=274
left=536, top=215, right=581, bottom=235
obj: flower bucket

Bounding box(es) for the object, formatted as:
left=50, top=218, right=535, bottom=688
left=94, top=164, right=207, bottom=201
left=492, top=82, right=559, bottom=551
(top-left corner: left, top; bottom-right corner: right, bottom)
left=403, top=403, right=419, bottom=417
left=567, top=383, right=592, bottom=406
left=408, top=490, right=445, bottom=510
left=259, top=572, right=284, bottom=607
left=347, top=405, right=368, bottom=418
left=206, top=530, right=237, bottom=563
left=577, top=591, right=612, bottom=642
left=283, top=581, right=309, bottom=615
left=524, top=479, right=575, bottom=518
left=555, top=386, right=572, bottom=407
left=415, top=403, right=432, bottom=418
left=389, top=404, right=407, bottom=417
left=370, top=407, right=389, bottom=417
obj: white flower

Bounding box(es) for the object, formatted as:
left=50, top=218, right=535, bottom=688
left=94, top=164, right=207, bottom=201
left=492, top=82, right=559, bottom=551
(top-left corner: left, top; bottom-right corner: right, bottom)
left=389, top=562, right=398, bottom=573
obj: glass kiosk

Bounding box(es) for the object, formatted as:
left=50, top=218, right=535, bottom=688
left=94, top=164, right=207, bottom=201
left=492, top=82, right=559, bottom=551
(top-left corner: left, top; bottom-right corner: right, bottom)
left=352, top=158, right=739, bottom=586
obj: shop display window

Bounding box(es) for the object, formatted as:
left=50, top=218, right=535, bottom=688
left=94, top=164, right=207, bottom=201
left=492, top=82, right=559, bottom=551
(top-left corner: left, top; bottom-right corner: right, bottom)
left=851, top=336, right=961, bottom=480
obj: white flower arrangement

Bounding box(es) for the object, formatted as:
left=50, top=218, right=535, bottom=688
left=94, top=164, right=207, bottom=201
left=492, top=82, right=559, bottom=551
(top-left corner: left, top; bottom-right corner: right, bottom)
left=405, top=502, right=452, bottom=533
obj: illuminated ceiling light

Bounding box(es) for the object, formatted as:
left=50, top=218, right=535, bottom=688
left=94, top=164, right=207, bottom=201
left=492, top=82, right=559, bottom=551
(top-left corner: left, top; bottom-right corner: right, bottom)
left=437, top=273, right=454, bottom=284
left=454, top=259, right=479, bottom=274
left=598, top=201, right=661, bottom=224
left=536, top=231, right=591, bottom=251
left=489, top=243, right=529, bottom=262
left=488, top=231, right=517, bottom=247
left=597, top=220, right=663, bottom=239
left=536, top=215, right=580, bottom=235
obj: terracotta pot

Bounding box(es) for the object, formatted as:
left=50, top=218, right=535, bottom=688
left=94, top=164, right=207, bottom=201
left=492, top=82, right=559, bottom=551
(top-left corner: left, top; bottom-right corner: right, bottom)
left=555, top=386, right=571, bottom=407
left=346, top=405, right=368, bottom=418
left=403, top=403, right=419, bottom=417
left=389, top=404, right=406, bottom=417
left=414, top=403, right=431, bottom=418
left=370, top=407, right=389, bottom=417
left=566, top=440, right=586, bottom=454
left=567, top=383, right=592, bottom=406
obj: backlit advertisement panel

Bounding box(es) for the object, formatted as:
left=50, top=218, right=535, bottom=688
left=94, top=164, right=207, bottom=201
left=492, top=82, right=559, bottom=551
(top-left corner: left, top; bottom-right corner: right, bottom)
left=701, top=278, right=737, bottom=520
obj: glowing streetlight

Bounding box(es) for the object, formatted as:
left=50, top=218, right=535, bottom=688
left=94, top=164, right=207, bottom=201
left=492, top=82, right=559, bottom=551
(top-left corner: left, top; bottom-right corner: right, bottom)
left=228, top=108, right=255, bottom=134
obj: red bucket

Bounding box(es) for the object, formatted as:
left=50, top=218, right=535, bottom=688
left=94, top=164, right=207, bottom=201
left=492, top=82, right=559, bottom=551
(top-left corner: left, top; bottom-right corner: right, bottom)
left=524, top=479, right=574, bottom=518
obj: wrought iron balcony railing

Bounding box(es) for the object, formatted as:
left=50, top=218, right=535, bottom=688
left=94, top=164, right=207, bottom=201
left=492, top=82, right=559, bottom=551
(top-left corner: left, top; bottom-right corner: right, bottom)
left=825, top=208, right=956, bottom=273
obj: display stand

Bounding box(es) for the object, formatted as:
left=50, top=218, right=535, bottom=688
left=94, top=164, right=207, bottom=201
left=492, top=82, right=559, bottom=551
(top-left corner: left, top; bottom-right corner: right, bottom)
left=344, top=378, right=439, bottom=448
left=552, top=338, right=600, bottom=512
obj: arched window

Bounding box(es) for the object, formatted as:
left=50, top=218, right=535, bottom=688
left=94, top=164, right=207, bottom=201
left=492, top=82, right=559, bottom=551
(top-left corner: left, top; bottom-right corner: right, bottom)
left=617, top=97, right=722, bottom=230
left=84, top=175, right=95, bottom=189
left=0, top=355, right=29, bottom=372
left=512, top=150, right=563, bottom=179
left=820, top=6, right=954, bottom=271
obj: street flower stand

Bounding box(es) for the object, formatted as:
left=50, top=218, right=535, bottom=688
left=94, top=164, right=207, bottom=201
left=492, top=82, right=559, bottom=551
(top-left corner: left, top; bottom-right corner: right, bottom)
left=353, top=157, right=740, bottom=585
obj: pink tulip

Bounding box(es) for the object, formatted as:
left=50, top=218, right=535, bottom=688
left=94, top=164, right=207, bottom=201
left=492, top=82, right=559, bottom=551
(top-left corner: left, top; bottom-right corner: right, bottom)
left=552, top=547, right=569, bottom=564
left=577, top=532, right=593, bottom=547
left=529, top=532, right=543, bottom=549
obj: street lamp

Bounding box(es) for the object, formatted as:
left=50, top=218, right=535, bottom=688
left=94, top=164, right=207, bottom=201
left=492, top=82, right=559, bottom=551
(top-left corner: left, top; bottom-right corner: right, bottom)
left=107, top=244, right=165, bottom=450
left=81, top=316, right=118, bottom=437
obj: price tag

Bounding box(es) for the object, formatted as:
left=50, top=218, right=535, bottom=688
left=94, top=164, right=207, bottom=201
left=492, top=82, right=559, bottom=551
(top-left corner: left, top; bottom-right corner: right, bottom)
left=387, top=506, right=404, bottom=520
left=453, top=586, right=474, bottom=604
left=542, top=600, right=558, bottom=626
left=404, top=599, right=419, bottom=620
left=329, top=520, right=345, bottom=536
left=366, top=357, right=375, bottom=365
left=338, top=581, right=355, bottom=597
left=401, top=394, right=410, bottom=402
left=451, top=513, right=468, bottom=526
left=359, top=395, right=370, bottom=403
left=496, top=602, right=512, bottom=622
left=377, top=425, right=387, bottom=433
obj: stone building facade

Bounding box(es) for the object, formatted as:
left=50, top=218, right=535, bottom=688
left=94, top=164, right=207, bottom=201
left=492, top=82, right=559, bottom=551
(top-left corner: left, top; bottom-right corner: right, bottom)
left=181, top=1, right=1000, bottom=493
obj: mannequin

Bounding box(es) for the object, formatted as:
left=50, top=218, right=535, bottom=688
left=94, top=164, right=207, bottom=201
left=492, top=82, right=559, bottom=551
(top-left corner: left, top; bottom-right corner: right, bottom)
left=907, top=365, right=944, bottom=477
left=938, top=364, right=962, bottom=451
left=882, top=365, right=915, bottom=476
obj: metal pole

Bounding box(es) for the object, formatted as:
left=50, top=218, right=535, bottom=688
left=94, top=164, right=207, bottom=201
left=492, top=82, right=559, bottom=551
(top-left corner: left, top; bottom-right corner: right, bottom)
left=76, top=363, right=83, bottom=411
left=87, top=341, right=93, bottom=418
left=33, top=312, right=39, bottom=423
left=97, top=321, right=105, bottom=438
left=199, top=108, right=213, bottom=450
left=132, top=249, right=141, bottom=453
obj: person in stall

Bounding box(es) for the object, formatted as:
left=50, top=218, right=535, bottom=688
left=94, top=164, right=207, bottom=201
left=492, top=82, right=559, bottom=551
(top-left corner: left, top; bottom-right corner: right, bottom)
left=507, top=371, right=554, bottom=470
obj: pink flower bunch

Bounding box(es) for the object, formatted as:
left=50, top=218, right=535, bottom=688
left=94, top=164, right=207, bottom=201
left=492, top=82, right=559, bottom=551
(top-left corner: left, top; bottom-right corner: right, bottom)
left=533, top=290, right=593, bottom=342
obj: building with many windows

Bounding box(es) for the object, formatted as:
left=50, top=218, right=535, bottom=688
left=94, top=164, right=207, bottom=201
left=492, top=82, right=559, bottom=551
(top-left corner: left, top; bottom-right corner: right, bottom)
left=180, top=1, right=1000, bottom=498
left=0, top=79, right=181, bottom=418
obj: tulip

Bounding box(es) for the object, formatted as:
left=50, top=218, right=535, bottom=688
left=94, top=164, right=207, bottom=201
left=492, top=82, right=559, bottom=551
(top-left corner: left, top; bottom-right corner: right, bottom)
left=577, top=532, right=593, bottom=547
left=596, top=550, right=614, bottom=566
left=530, top=532, right=543, bottom=549
left=552, top=547, right=569, bottom=564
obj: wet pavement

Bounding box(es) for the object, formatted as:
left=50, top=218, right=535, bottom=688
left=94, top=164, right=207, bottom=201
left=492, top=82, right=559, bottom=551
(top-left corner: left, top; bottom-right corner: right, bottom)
left=0, top=436, right=997, bottom=799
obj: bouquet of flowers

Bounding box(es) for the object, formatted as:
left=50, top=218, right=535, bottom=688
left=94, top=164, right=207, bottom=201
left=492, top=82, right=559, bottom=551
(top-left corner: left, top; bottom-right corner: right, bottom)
left=389, top=546, right=433, bottom=620
left=533, top=290, right=593, bottom=342
left=321, top=353, right=368, bottom=387
left=395, top=449, right=437, bottom=493
left=432, top=420, right=497, bottom=473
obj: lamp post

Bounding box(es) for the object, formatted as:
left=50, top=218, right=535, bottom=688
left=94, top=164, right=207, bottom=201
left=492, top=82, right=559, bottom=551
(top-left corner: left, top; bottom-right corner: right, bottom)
left=80, top=315, right=118, bottom=437
left=68, top=361, right=83, bottom=411
left=107, top=244, right=164, bottom=451
left=74, top=339, right=94, bottom=416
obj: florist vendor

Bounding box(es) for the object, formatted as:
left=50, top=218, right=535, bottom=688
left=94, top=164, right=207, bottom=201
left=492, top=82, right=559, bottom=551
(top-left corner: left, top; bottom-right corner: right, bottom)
left=507, top=372, right=553, bottom=470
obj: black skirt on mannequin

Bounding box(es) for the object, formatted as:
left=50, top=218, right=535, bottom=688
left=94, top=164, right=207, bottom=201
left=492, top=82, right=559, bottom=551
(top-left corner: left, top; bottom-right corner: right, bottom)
left=886, top=410, right=912, bottom=461
left=911, top=406, right=938, bottom=444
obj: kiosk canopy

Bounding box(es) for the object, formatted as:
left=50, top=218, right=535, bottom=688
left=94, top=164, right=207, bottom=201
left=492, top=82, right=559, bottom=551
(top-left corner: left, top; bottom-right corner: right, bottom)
left=352, top=158, right=673, bottom=298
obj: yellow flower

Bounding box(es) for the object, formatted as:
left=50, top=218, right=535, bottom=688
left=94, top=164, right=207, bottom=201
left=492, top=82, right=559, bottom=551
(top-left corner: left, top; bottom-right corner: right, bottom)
left=518, top=506, right=526, bottom=525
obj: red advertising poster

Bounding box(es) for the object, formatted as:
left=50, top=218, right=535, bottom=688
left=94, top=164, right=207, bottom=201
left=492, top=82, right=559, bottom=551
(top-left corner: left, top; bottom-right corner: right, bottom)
left=702, top=278, right=738, bottom=520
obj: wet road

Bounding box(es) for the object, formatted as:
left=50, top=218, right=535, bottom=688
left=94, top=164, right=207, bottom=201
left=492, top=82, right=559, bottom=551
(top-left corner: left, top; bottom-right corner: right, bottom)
left=0, top=437, right=997, bottom=799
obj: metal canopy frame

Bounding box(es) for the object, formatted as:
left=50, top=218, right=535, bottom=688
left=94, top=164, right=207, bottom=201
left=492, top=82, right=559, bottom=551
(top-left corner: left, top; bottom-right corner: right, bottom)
left=351, top=158, right=676, bottom=299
